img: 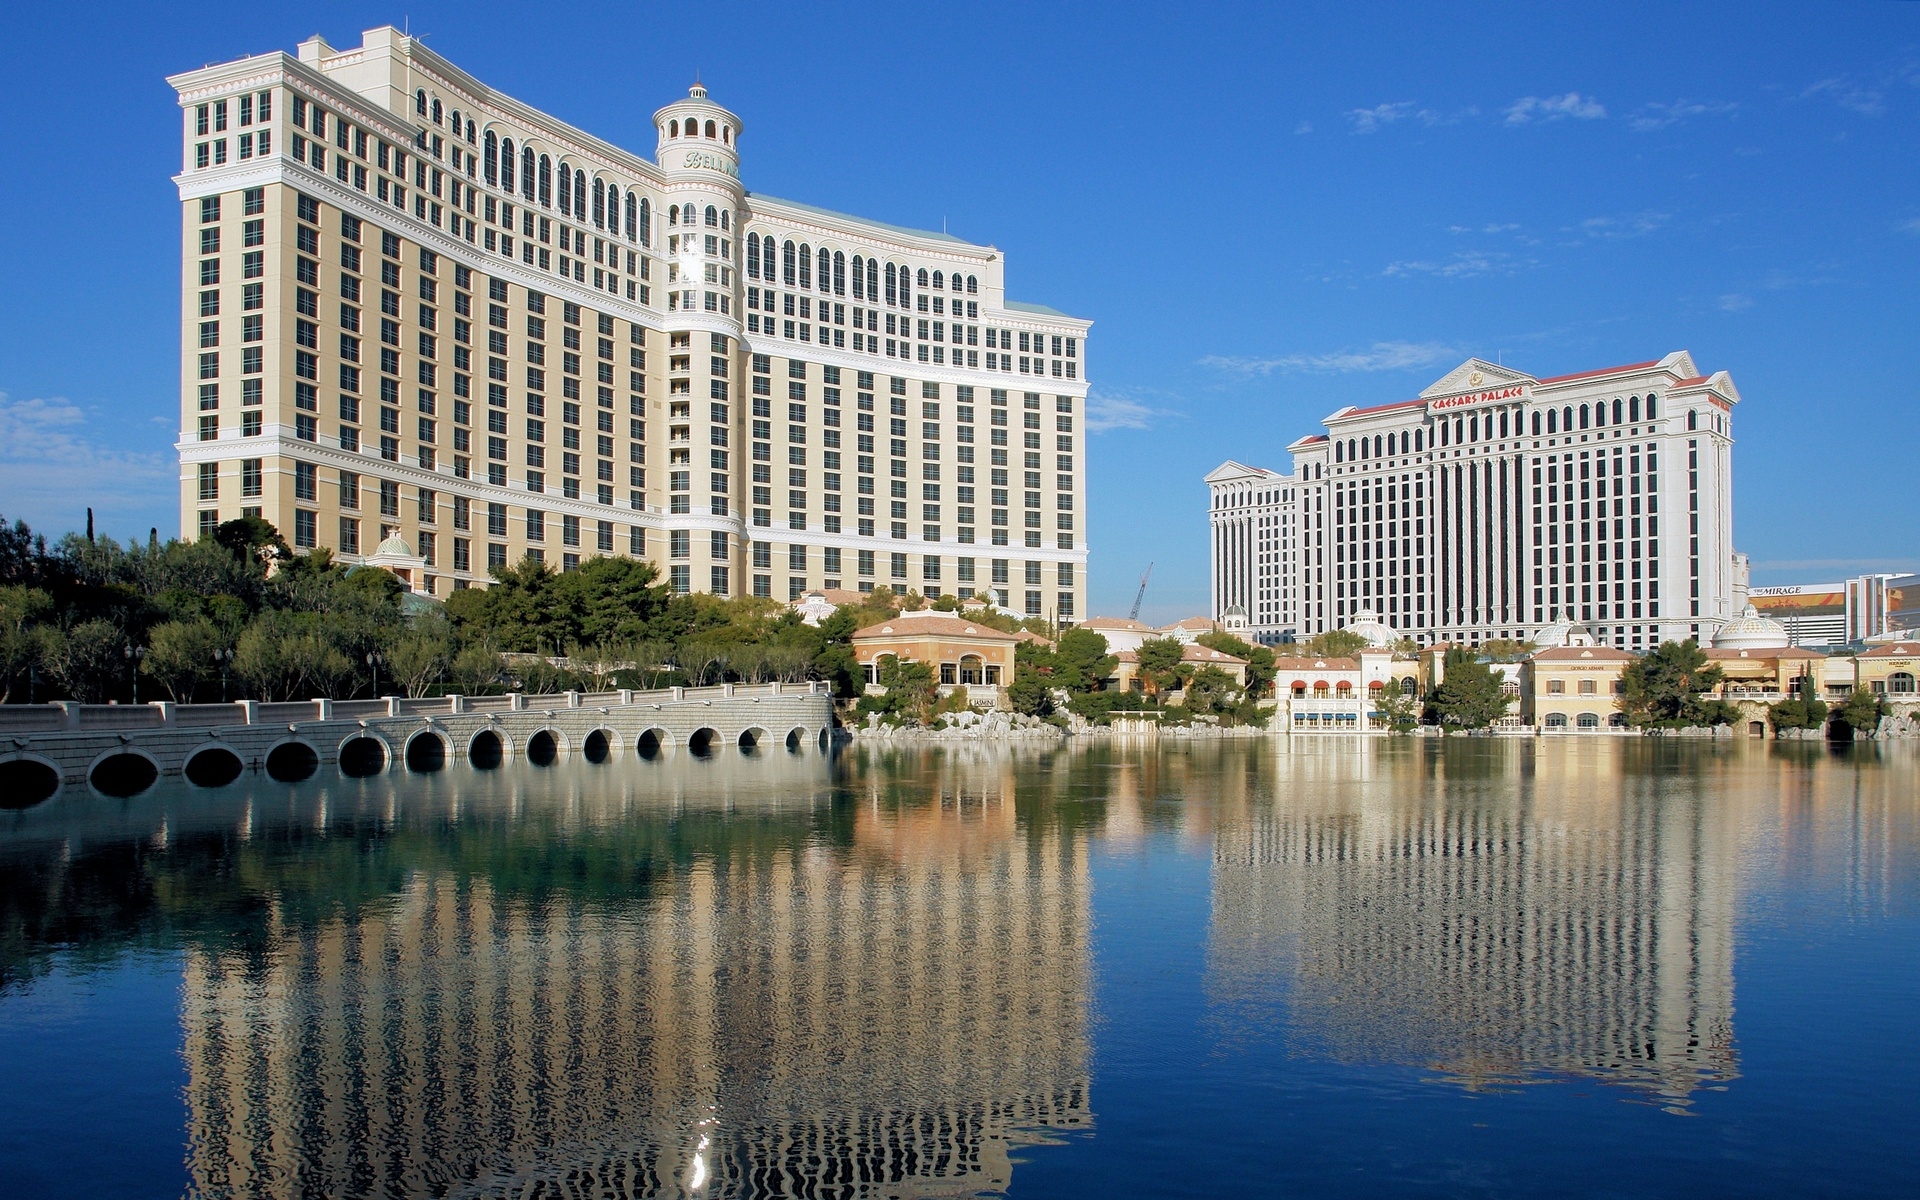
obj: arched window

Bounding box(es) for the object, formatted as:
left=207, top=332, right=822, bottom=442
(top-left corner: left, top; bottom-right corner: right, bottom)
left=431, top=98, right=442, bottom=125
left=501, top=138, right=516, bottom=191
left=1373, top=434, right=1382, bottom=458
left=450, top=109, right=460, bottom=135
left=593, top=178, right=606, bottom=228
left=1577, top=711, right=1599, bottom=728
left=866, top=259, right=878, bottom=301
left=1687, top=409, right=1697, bottom=430
left=1562, top=405, right=1573, bottom=432
left=798, top=244, right=811, bottom=288
left=1530, top=411, right=1540, bottom=435
left=899, top=264, right=912, bottom=305
left=623, top=190, right=636, bottom=240
left=466, top=119, right=475, bottom=144
left=1645, top=393, right=1658, bottom=418
left=636, top=197, right=650, bottom=245
left=1545, top=409, right=1556, bottom=434
left=538, top=155, right=551, bottom=206
left=1577, top=404, right=1587, bottom=430
left=558, top=164, right=572, bottom=215
left=1414, top=429, right=1424, bottom=451
left=704, top=204, right=718, bottom=227
left=851, top=255, right=864, bottom=298
left=916, top=268, right=929, bottom=288
left=886, top=263, right=897, bottom=305
left=818, top=247, right=831, bottom=291
left=933, top=270, right=945, bottom=289
left=1629, top=395, right=1640, bottom=422
left=1335, top=441, right=1344, bottom=463
left=720, top=211, right=730, bottom=230
left=669, top=119, right=679, bottom=137
left=1612, top=398, right=1623, bottom=424
left=484, top=131, right=498, bottom=184
left=1545, top=712, right=1568, bottom=728
left=833, top=251, right=845, bottom=295
left=704, top=119, right=716, bottom=138
left=967, top=275, right=978, bottom=294
left=782, top=240, right=796, bottom=286
left=415, top=90, right=428, bottom=116
left=668, top=205, right=680, bottom=227
left=1890, top=671, right=1916, bottom=694
left=747, top=233, right=761, bottom=279
left=722, top=125, right=730, bottom=144
left=520, top=147, right=535, bottom=200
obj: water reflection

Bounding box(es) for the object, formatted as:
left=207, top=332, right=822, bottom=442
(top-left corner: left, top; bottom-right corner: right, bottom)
left=1201, top=739, right=1913, bottom=1110
left=1, top=749, right=1092, bottom=1199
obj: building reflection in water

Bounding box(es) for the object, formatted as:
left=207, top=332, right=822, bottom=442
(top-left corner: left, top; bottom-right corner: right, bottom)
left=119, top=749, right=1095, bottom=1199
left=1206, top=739, right=1743, bottom=1110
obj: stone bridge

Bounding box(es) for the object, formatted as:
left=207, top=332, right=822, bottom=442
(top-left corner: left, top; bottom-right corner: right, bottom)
left=0, top=683, right=836, bottom=807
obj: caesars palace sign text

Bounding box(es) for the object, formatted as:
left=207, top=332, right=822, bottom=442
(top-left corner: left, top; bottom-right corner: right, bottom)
left=1427, top=384, right=1529, bottom=413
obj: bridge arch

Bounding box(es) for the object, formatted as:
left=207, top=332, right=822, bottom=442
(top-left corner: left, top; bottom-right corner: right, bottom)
left=737, top=725, right=771, bottom=752
left=582, top=727, right=618, bottom=764
left=337, top=733, right=391, bottom=777
left=87, top=747, right=161, bottom=797
left=636, top=727, right=672, bottom=759
left=525, top=728, right=568, bottom=766
left=264, top=739, right=321, bottom=782
left=687, top=727, right=720, bottom=758
left=404, top=730, right=450, bottom=773
left=183, top=743, right=246, bottom=788
left=785, top=726, right=808, bottom=752
left=467, top=727, right=509, bottom=768
left=0, top=754, right=62, bottom=808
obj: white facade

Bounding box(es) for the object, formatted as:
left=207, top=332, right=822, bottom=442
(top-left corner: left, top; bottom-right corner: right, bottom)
left=1209, top=354, right=1740, bottom=652
left=168, top=27, right=1089, bottom=616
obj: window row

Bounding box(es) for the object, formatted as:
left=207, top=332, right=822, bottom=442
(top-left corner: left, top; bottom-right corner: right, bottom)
left=481, top=132, right=654, bottom=246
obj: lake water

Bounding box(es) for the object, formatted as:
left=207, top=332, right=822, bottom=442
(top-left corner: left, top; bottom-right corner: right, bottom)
left=2, top=738, right=1916, bottom=1198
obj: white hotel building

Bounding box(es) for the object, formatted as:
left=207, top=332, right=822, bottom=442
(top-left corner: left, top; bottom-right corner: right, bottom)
left=169, top=27, right=1089, bottom=617
left=1208, top=354, right=1740, bottom=652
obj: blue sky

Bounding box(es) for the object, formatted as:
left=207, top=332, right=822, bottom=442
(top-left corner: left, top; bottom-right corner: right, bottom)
left=1, top=2, right=1916, bottom=622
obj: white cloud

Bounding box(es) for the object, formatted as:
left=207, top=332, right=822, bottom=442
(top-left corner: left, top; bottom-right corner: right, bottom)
left=1503, top=92, right=1606, bottom=125
left=1294, top=119, right=1313, bottom=135
left=1347, top=102, right=1415, bottom=133
left=1382, top=251, right=1514, bottom=278
left=1717, top=293, right=1754, bottom=313
left=1899, top=218, right=1920, bottom=235
left=1801, top=77, right=1885, bottom=117
left=0, top=390, right=175, bottom=532
left=1629, top=99, right=1738, bottom=131
left=1447, top=222, right=1519, bottom=235
left=1085, top=390, right=1173, bottom=433
left=1573, top=211, right=1669, bottom=240
left=1202, top=341, right=1456, bottom=377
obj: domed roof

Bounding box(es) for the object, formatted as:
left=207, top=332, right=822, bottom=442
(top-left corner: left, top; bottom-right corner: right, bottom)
left=1533, top=610, right=1594, bottom=648
left=372, top=532, right=415, bottom=559
left=1342, top=608, right=1396, bottom=649
left=1714, top=603, right=1790, bottom=650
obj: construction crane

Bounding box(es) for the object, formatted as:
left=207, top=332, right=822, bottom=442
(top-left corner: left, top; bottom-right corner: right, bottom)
left=1129, top=563, right=1154, bottom=622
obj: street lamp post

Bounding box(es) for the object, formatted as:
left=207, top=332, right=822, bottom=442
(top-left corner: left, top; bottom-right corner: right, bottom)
left=124, top=645, right=146, bottom=705
left=214, top=646, right=233, bottom=702
left=367, top=652, right=383, bottom=699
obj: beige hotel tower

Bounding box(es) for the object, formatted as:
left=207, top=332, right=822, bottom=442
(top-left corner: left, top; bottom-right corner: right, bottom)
left=170, top=28, right=1090, bottom=616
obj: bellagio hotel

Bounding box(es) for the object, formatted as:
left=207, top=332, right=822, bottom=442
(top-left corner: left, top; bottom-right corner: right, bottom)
left=170, top=27, right=1090, bottom=618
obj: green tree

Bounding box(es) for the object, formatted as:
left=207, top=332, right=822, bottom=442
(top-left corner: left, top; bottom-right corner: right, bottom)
left=1834, top=687, right=1887, bottom=736
left=1050, top=627, right=1117, bottom=692
left=1301, top=628, right=1369, bottom=658
left=1198, top=630, right=1276, bottom=697
left=43, top=619, right=128, bottom=703
left=1477, top=638, right=1536, bottom=664
left=1767, top=674, right=1830, bottom=734
left=1135, top=636, right=1186, bottom=697
left=1376, top=683, right=1423, bottom=731
left=141, top=618, right=223, bottom=701
left=1006, top=663, right=1054, bottom=716
left=386, top=615, right=455, bottom=697
left=1620, top=639, right=1737, bottom=728
left=0, top=586, right=53, bottom=702
left=1431, top=648, right=1511, bottom=728
left=1182, top=664, right=1242, bottom=717
left=450, top=643, right=505, bottom=694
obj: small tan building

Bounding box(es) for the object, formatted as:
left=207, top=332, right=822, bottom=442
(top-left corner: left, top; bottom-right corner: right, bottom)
left=1109, top=641, right=1248, bottom=693
left=1526, top=646, right=1634, bottom=732
left=1855, top=642, right=1920, bottom=696
left=850, top=611, right=1020, bottom=707
left=1702, top=647, right=1829, bottom=702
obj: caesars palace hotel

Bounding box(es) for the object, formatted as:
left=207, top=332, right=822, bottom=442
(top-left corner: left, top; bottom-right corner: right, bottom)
left=170, top=27, right=1090, bottom=617
left=1208, top=354, right=1740, bottom=652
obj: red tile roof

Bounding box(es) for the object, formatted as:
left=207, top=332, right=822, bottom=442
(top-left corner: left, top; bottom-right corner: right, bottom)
left=1535, top=359, right=1664, bottom=385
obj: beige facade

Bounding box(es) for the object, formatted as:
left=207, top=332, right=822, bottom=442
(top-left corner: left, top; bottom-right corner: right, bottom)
left=170, top=27, right=1089, bottom=615
left=1525, top=645, right=1634, bottom=731
left=850, top=610, right=1020, bottom=705
left=1855, top=641, right=1920, bottom=696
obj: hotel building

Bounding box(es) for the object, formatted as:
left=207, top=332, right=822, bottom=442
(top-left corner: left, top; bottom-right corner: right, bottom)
left=169, top=27, right=1090, bottom=618
left=1207, top=353, right=1740, bottom=652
